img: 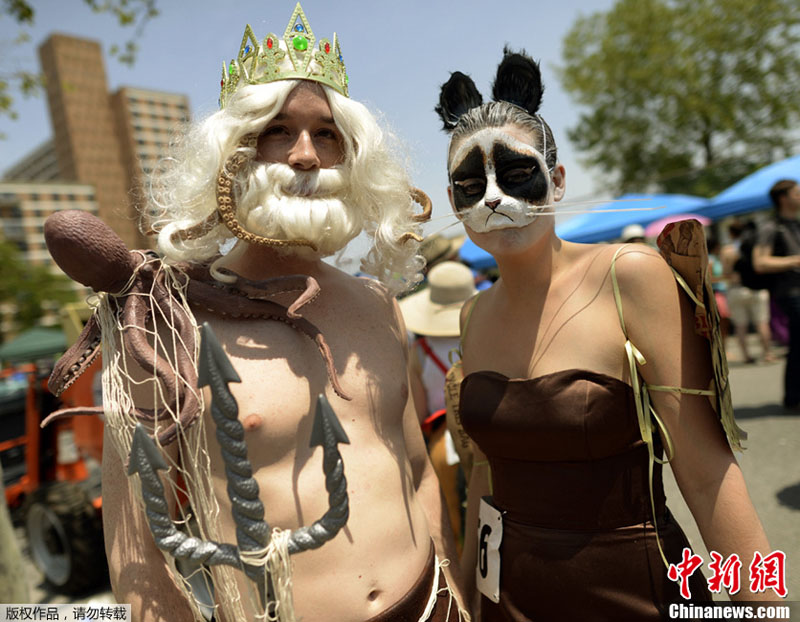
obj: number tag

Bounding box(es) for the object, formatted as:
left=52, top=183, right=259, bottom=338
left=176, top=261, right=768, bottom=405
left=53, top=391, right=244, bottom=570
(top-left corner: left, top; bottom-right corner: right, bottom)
left=476, top=496, right=503, bottom=603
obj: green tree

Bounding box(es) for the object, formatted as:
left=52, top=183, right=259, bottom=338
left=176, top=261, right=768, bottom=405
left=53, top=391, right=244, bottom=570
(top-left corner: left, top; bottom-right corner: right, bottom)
left=1, top=0, right=159, bottom=128
left=0, top=238, right=78, bottom=338
left=558, top=0, right=800, bottom=196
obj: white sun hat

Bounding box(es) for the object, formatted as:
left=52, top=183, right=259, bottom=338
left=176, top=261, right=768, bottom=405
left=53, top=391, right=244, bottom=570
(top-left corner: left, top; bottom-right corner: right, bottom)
left=399, top=261, right=478, bottom=337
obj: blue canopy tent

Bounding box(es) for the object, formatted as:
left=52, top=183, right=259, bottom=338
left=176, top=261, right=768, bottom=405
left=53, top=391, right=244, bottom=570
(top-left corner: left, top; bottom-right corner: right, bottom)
left=458, top=237, right=497, bottom=270
left=554, top=193, right=710, bottom=243
left=459, top=193, right=710, bottom=269
left=699, top=154, right=800, bottom=220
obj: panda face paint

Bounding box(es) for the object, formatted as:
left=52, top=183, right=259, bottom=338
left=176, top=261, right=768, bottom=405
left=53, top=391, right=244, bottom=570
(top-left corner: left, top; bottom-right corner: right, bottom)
left=449, top=128, right=553, bottom=233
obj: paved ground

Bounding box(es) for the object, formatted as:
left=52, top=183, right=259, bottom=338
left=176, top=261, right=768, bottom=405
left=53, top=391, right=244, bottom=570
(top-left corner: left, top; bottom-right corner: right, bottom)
left=663, top=339, right=800, bottom=603
left=13, top=336, right=800, bottom=608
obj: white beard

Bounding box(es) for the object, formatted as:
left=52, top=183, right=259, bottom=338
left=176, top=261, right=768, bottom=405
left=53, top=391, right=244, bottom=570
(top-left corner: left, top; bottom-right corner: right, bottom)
left=237, top=162, right=364, bottom=256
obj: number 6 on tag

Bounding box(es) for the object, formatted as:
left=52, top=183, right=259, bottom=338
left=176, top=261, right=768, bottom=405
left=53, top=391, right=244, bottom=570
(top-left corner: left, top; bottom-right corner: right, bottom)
left=476, top=496, right=503, bottom=603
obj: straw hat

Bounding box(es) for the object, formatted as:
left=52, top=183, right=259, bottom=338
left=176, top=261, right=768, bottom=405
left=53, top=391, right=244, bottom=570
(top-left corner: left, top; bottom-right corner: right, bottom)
left=399, top=261, right=477, bottom=337
left=419, top=234, right=466, bottom=269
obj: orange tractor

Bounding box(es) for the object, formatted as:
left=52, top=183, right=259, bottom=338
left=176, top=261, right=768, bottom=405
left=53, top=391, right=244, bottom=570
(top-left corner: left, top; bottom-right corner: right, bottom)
left=0, top=304, right=108, bottom=594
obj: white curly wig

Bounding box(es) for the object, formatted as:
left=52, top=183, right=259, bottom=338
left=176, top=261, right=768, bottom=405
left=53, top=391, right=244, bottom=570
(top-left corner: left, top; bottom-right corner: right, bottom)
left=147, top=79, right=424, bottom=294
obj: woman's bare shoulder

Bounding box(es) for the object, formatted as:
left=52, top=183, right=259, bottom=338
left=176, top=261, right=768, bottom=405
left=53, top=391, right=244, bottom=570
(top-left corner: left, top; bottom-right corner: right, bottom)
left=611, top=243, right=676, bottom=297
left=606, top=244, right=691, bottom=341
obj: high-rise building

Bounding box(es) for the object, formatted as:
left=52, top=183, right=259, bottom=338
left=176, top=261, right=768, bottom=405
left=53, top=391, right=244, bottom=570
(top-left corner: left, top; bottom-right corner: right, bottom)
left=0, top=34, right=190, bottom=339
left=34, top=34, right=190, bottom=249
left=2, top=140, right=60, bottom=182
left=111, top=87, right=191, bottom=220
left=0, top=181, right=98, bottom=334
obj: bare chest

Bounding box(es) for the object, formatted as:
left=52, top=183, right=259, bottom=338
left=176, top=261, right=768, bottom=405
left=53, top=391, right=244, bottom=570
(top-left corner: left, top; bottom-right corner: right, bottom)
left=196, top=306, right=410, bottom=470
left=464, top=277, right=626, bottom=379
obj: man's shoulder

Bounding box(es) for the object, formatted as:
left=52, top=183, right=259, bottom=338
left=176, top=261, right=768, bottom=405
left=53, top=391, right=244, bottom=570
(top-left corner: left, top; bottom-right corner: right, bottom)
left=321, top=270, right=399, bottom=314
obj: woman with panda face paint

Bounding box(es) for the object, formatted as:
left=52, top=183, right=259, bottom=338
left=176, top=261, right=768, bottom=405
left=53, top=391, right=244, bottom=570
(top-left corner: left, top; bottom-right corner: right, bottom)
left=438, top=50, right=771, bottom=621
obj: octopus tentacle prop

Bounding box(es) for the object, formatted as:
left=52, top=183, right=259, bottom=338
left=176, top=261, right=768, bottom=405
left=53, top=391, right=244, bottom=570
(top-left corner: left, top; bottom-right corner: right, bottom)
left=130, top=324, right=350, bottom=603
left=43, top=210, right=351, bottom=445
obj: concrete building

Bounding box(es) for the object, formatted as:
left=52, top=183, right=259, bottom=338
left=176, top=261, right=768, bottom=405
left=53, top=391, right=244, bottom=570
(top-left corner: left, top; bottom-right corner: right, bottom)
left=0, top=33, right=190, bottom=339
left=3, top=33, right=190, bottom=248
left=111, top=86, right=191, bottom=222
left=0, top=181, right=98, bottom=334
left=2, top=140, right=60, bottom=182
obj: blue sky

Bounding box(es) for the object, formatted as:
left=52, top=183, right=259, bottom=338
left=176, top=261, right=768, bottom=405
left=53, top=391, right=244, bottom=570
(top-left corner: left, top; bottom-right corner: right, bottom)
left=0, top=0, right=615, bottom=233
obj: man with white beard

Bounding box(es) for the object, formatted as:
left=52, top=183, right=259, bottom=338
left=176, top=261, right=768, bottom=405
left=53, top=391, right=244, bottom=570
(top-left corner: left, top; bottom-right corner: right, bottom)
left=98, top=5, right=466, bottom=622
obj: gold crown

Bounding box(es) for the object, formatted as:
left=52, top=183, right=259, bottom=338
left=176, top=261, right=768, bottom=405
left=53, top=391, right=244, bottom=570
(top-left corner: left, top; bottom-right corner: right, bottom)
left=219, top=3, right=349, bottom=108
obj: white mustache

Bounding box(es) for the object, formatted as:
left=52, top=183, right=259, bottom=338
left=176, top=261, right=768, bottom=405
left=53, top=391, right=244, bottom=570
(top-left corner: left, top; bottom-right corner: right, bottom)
left=261, top=162, right=347, bottom=197
left=236, top=161, right=362, bottom=256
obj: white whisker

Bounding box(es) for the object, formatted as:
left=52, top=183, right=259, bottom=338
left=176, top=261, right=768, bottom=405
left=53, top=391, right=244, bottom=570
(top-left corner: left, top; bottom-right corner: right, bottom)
left=422, top=197, right=663, bottom=222
left=551, top=197, right=654, bottom=209
left=424, top=211, right=466, bottom=223
left=423, top=218, right=465, bottom=240
left=529, top=205, right=667, bottom=216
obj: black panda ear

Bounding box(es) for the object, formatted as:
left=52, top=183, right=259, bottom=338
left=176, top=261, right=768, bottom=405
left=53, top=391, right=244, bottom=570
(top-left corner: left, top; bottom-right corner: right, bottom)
left=491, top=46, right=543, bottom=116
left=435, top=71, right=483, bottom=131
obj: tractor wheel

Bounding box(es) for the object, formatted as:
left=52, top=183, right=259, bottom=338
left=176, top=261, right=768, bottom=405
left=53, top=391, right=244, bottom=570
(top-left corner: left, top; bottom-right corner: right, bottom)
left=25, top=481, right=107, bottom=594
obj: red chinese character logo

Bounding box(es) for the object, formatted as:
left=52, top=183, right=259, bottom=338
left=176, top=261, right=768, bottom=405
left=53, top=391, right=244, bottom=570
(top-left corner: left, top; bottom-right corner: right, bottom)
left=749, top=550, right=787, bottom=598
left=667, top=548, right=704, bottom=599
left=707, top=551, right=742, bottom=594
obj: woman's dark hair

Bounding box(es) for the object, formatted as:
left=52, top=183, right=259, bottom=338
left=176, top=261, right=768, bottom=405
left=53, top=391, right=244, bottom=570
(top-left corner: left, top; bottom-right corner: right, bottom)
left=436, top=47, right=557, bottom=171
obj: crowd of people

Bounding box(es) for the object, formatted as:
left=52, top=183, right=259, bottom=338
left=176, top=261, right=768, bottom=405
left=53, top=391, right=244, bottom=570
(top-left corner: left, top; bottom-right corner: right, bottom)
left=621, top=179, right=800, bottom=412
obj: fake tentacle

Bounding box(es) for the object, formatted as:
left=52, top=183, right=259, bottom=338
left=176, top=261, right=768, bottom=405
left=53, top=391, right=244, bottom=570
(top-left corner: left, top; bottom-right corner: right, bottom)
left=186, top=279, right=351, bottom=401
left=120, top=269, right=202, bottom=445
left=48, top=313, right=102, bottom=396
left=179, top=265, right=321, bottom=320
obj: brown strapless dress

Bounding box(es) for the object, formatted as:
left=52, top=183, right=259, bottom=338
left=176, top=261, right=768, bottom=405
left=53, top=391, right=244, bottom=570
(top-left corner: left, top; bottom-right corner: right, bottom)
left=460, top=368, right=711, bottom=622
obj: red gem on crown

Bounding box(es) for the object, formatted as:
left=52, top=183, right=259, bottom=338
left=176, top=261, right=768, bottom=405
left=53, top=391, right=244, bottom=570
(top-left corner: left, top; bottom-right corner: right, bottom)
left=324, top=42, right=330, bottom=53
left=267, top=38, right=273, bottom=49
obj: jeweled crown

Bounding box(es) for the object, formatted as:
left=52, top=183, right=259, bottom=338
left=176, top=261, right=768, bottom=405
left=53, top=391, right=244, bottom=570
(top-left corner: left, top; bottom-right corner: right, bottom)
left=219, top=2, right=349, bottom=108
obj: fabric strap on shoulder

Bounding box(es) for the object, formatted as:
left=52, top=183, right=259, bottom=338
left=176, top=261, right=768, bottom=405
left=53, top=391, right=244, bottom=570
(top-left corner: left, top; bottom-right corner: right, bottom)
left=610, top=245, right=716, bottom=568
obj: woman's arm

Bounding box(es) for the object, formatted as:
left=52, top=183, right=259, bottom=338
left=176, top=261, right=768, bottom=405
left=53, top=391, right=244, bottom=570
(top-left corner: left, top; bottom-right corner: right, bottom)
left=616, top=247, right=772, bottom=602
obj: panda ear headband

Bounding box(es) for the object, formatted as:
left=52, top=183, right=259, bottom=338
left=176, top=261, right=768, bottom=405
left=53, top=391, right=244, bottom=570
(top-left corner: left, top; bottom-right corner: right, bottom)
left=435, top=46, right=545, bottom=131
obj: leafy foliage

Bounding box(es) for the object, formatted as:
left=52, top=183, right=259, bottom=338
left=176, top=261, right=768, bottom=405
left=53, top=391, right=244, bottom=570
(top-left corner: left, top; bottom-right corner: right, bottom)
left=0, top=0, right=159, bottom=127
left=0, top=238, right=78, bottom=337
left=558, top=0, right=800, bottom=196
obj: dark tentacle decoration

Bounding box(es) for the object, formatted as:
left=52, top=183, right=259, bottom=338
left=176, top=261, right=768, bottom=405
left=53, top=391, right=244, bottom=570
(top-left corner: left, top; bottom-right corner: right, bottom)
left=187, top=284, right=349, bottom=400
left=43, top=210, right=351, bottom=445
left=49, top=312, right=102, bottom=396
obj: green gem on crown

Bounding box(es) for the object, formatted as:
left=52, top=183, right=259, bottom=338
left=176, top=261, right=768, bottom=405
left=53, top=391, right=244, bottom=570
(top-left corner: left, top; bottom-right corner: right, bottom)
left=293, top=35, right=308, bottom=51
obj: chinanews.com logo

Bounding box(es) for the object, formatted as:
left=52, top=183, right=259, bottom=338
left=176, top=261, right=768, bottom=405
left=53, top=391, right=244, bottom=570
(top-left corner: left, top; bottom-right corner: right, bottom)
left=668, top=603, right=793, bottom=619
left=666, top=548, right=793, bottom=620
left=668, top=549, right=788, bottom=599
